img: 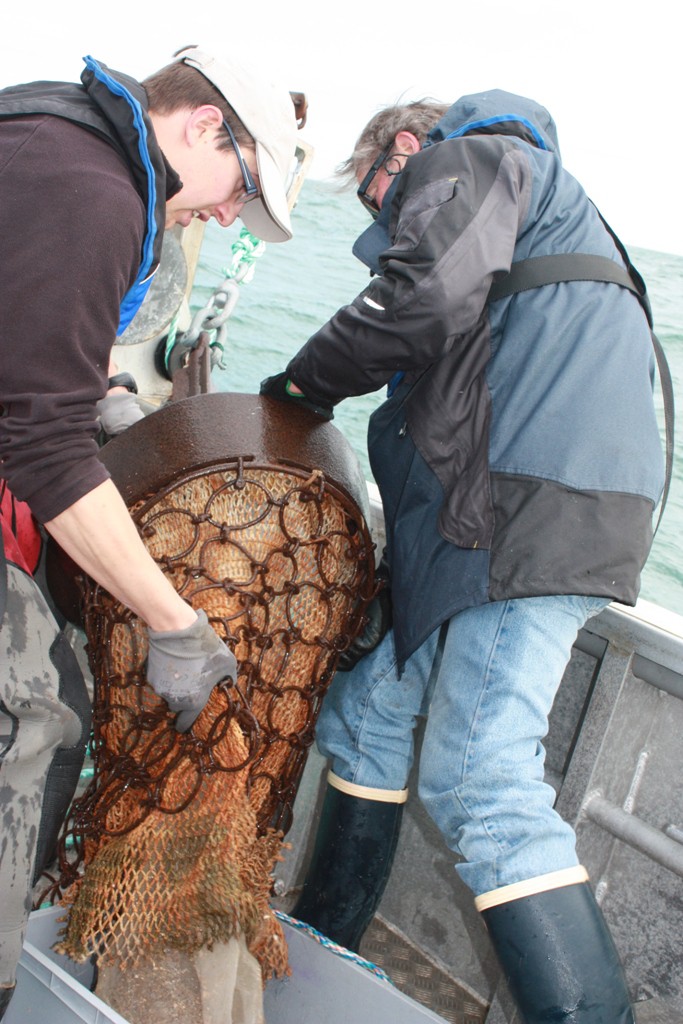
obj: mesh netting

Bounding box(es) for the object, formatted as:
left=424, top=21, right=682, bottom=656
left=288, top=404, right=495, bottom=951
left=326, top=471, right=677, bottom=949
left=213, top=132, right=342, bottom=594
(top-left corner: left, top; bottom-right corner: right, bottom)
left=48, top=460, right=375, bottom=982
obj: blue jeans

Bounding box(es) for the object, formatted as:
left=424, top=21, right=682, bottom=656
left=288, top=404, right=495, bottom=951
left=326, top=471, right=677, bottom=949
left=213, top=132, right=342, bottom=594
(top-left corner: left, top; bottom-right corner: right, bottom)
left=316, top=595, right=608, bottom=896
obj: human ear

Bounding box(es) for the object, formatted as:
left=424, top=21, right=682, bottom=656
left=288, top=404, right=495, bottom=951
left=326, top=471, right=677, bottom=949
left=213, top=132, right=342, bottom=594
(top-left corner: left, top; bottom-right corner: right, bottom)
left=186, top=104, right=223, bottom=145
left=394, top=130, right=421, bottom=155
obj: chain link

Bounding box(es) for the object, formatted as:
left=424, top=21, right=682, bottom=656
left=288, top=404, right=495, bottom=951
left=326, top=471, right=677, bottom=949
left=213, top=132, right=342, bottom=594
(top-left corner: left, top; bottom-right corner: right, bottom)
left=177, top=229, right=267, bottom=369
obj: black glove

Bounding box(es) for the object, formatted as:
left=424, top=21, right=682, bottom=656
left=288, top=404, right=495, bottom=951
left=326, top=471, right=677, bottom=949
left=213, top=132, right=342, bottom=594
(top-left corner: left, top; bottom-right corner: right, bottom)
left=146, top=609, right=238, bottom=732
left=260, top=371, right=334, bottom=421
left=337, top=557, right=392, bottom=672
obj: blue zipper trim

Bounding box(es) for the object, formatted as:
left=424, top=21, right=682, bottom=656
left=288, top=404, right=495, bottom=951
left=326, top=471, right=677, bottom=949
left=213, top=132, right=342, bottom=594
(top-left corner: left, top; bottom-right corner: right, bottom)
left=443, top=114, right=550, bottom=151
left=83, top=56, right=158, bottom=333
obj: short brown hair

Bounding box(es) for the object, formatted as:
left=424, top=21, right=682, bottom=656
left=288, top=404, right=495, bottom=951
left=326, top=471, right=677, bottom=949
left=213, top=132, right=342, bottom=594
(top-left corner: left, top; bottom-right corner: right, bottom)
left=338, top=98, right=450, bottom=183
left=142, top=59, right=252, bottom=151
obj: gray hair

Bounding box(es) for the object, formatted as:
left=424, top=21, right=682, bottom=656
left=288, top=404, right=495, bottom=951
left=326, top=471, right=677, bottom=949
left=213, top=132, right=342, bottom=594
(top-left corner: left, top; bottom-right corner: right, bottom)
left=337, top=99, right=450, bottom=183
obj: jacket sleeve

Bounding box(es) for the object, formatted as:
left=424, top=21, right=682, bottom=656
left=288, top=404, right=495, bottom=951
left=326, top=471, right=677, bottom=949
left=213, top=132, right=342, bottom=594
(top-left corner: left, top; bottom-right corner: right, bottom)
left=286, top=137, right=533, bottom=404
left=0, top=116, right=144, bottom=523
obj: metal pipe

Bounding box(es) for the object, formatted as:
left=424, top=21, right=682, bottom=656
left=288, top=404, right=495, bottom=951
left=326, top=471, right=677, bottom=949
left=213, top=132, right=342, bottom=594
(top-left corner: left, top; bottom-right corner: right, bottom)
left=584, top=794, right=683, bottom=877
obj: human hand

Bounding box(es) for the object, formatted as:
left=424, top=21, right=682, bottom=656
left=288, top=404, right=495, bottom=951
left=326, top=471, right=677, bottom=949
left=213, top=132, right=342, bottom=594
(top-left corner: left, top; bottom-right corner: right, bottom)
left=96, top=391, right=145, bottom=436
left=260, top=371, right=334, bottom=420
left=146, top=609, right=238, bottom=732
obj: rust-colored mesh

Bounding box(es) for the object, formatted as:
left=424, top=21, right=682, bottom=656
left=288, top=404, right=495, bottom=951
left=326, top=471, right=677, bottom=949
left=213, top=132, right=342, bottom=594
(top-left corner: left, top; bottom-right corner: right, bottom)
left=49, top=460, right=374, bottom=978
left=56, top=700, right=286, bottom=975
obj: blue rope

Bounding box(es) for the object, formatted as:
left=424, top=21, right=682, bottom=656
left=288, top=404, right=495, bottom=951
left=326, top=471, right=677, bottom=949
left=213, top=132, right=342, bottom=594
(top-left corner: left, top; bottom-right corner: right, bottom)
left=274, top=910, right=393, bottom=984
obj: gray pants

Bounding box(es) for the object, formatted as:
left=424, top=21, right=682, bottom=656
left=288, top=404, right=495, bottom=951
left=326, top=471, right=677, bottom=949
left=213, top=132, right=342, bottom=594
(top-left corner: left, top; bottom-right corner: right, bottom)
left=0, top=562, right=90, bottom=988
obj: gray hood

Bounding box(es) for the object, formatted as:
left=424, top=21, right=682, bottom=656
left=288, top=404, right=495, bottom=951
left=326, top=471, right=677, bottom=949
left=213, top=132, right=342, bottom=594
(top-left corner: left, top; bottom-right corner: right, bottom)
left=426, top=89, right=560, bottom=156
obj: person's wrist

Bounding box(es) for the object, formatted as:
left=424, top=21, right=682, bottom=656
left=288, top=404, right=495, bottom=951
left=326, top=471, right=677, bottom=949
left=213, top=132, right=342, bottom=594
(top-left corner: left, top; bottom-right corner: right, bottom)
left=145, top=600, right=198, bottom=633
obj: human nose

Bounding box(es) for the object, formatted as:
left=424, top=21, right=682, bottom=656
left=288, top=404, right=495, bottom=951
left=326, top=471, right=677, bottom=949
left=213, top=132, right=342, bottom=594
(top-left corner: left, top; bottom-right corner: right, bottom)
left=212, top=201, right=241, bottom=227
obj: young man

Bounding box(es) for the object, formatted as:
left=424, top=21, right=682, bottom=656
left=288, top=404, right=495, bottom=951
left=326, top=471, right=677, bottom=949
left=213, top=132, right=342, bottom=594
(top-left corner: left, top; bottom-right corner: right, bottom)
left=0, top=45, right=300, bottom=1016
left=261, top=93, right=664, bottom=1022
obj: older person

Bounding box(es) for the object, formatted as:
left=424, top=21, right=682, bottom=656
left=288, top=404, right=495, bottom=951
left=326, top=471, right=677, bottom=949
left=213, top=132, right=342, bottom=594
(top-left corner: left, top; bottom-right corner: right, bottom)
left=261, top=92, right=664, bottom=1023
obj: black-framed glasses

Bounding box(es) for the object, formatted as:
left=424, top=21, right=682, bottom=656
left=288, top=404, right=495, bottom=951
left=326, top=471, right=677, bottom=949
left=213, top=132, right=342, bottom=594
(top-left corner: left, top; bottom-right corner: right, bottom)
left=222, top=119, right=259, bottom=204
left=356, top=145, right=392, bottom=219
left=356, top=147, right=408, bottom=219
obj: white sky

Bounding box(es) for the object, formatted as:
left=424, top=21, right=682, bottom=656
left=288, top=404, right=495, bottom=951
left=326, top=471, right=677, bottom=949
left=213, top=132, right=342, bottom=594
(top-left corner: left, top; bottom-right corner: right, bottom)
left=3, top=0, right=681, bottom=255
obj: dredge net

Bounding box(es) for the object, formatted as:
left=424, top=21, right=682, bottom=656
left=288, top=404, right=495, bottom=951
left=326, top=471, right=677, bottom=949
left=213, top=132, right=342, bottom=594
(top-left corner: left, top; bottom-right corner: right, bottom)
left=46, top=458, right=375, bottom=1020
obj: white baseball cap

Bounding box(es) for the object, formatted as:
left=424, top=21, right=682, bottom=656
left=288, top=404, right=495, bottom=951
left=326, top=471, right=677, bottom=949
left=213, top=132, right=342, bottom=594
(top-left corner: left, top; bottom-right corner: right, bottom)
left=175, top=45, right=299, bottom=242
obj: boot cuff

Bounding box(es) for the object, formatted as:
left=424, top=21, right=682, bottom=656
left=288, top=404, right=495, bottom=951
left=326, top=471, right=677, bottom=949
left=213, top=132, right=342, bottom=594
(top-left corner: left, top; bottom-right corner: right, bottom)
left=327, top=771, right=408, bottom=803
left=474, top=865, right=589, bottom=912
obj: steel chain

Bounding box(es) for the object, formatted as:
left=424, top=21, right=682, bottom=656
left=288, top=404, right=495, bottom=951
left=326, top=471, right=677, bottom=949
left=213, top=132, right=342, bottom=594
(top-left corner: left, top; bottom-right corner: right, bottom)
left=180, top=229, right=267, bottom=369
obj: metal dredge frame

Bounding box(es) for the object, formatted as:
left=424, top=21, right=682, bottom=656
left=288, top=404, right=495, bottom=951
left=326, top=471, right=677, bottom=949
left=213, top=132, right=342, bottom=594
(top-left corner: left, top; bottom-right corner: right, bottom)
left=47, top=456, right=376, bottom=901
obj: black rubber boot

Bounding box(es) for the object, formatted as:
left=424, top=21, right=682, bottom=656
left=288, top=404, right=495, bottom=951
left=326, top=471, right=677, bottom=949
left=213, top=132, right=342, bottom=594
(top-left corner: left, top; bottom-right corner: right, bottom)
left=0, top=985, right=16, bottom=1021
left=291, top=780, right=404, bottom=953
left=480, top=878, right=635, bottom=1023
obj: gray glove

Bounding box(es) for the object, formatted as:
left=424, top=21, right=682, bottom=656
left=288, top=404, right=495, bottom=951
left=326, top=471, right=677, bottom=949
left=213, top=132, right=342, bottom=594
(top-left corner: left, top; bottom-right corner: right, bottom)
left=96, top=391, right=145, bottom=436
left=146, top=609, right=238, bottom=732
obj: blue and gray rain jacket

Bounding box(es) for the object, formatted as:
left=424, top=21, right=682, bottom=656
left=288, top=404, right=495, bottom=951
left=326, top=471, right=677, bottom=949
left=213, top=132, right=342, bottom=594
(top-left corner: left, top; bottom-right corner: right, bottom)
left=286, top=90, right=665, bottom=663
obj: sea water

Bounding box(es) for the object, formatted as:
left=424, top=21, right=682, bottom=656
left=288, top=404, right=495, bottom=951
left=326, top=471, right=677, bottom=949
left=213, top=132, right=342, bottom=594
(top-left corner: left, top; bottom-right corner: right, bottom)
left=191, top=179, right=683, bottom=616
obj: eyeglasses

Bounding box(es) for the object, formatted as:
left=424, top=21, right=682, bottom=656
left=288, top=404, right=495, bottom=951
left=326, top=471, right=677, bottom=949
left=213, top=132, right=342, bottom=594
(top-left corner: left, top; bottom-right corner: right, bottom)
left=356, top=145, right=392, bottom=219
left=356, top=146, right=407, bottom=220
left=222, top=119, right=259, bottom=204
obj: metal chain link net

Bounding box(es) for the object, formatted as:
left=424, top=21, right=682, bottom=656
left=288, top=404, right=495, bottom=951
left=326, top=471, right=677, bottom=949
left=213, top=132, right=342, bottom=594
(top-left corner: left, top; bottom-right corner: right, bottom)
left=48, top=458, right=375, bottom=993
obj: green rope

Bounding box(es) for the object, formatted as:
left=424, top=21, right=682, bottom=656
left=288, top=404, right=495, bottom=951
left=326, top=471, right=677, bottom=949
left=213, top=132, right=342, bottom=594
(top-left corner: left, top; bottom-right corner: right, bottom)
left=222, top=227, right=267, bottom=284
left=164, top=314, right=180, bottom=363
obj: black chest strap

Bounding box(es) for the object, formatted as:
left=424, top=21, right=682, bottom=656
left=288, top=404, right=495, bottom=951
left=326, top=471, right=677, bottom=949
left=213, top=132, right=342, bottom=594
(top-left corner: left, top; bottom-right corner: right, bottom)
left=488, top=246, right=674, bottom=538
